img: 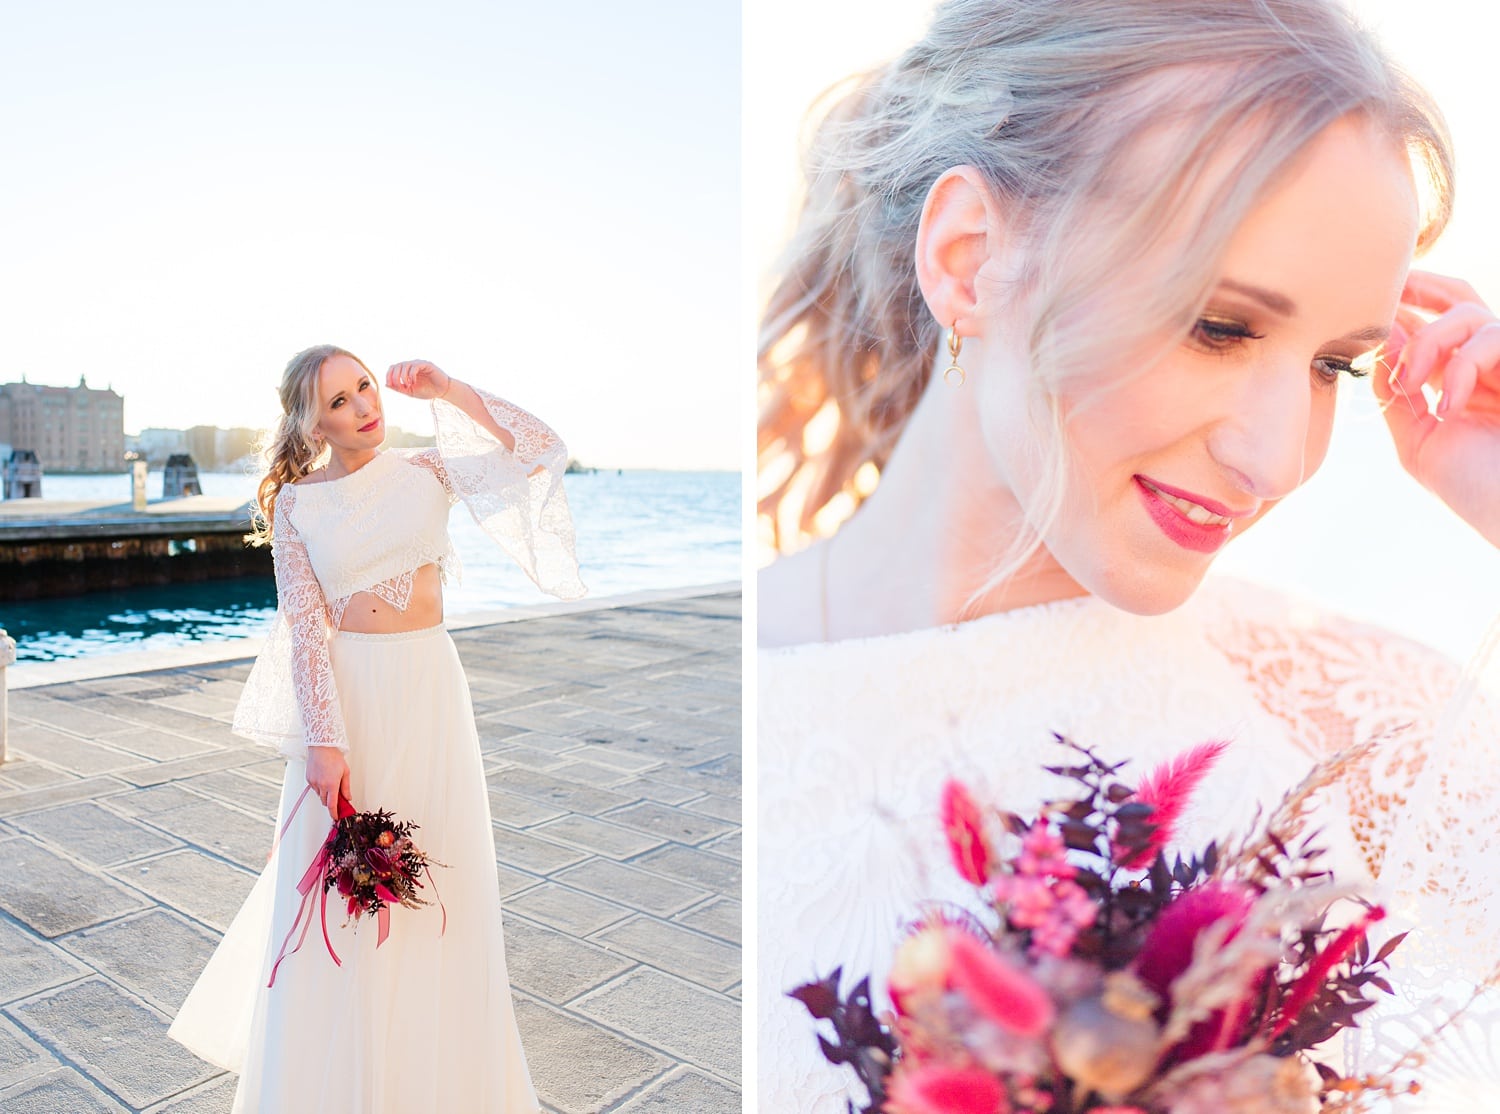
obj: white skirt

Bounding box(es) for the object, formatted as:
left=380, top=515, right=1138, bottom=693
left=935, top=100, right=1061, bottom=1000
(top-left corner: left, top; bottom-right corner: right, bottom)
left=169, top=626, right=539, bottom=1114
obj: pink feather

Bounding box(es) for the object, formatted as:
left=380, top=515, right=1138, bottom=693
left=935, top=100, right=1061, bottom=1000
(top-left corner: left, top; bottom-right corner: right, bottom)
left=1122, top=741, right=1229, bottom=870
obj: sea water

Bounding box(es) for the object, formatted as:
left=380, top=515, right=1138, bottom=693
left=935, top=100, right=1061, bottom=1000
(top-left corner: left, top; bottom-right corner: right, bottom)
left=4, top=469, right=739, bottom=662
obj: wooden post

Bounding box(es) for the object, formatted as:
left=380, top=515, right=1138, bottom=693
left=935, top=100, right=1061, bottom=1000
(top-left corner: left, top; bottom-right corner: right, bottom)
left=0, top=628, right=14, bottom=764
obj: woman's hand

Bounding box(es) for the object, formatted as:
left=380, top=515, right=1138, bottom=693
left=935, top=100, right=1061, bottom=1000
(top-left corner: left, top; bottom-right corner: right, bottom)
left=385, top=360, right=454, bottom=402
left=1374, top=270, right=1500, bottom=548
left=305, top=745, right=352, bottom=820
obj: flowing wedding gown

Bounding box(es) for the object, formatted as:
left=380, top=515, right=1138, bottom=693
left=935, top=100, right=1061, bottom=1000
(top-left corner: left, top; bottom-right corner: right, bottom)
left=169, top=387, right=584, bottom=1113
left=757, top=576, right=1500, bottom=1112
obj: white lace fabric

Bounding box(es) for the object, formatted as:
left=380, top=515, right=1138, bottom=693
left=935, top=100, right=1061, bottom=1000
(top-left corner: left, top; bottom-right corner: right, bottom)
left=232, top=387, right=585, bottom=758
left=756, top=576, right=1500, bottom=1113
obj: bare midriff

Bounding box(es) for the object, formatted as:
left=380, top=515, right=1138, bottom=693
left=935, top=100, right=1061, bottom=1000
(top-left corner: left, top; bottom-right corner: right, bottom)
left=335, top=563, right=445, bottom=633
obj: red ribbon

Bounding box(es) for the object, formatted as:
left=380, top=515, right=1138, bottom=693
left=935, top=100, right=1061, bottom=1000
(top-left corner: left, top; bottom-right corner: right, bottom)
left=267, top=788, right=354, bottom=989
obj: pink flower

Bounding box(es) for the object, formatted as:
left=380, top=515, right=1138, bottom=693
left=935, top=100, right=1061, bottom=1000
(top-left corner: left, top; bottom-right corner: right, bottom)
left=374, top=882, right=399, bottom=905
left=1134, top=882, right=1263, bottom=1062
left=888, top=1065, right=1009, bottom=1114
left=1123, top=741, right=1229, bottom=870
left=365, top=847, right=395, bottom=877
left=942, top=780, right=992, bottom=885
left=948, top=932, right=1055, bottom=1038
left=889, top=922, right=954, bottom=1016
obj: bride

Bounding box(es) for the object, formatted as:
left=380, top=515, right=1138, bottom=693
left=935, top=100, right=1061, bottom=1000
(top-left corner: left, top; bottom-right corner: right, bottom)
left=756, top=0, right=1500, bottom=1110
left=169, top=346, right=583, bottom=1112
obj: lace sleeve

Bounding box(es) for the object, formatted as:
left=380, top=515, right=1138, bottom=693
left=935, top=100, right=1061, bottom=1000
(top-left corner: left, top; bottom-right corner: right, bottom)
left=406, top=385, right=585, bottom=600
left=1209, top=588, right=1500, bottom=1101
left=230, top=486, right=349, bottom=759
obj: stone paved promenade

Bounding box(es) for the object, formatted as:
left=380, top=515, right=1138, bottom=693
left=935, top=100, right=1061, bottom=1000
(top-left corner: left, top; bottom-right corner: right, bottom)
left=0, top=589, right=741, bottom=1113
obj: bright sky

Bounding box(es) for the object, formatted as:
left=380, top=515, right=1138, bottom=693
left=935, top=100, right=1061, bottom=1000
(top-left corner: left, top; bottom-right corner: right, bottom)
left=1, top=0, right=739, bottom=471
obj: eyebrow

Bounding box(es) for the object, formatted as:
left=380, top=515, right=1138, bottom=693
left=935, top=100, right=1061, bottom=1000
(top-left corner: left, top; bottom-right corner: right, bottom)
left=1216, top=279, right=1389, bottom=347
left=325, top=376, right=370, bottom=405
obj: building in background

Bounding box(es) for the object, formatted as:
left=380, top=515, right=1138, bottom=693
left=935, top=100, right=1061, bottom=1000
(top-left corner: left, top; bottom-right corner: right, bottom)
left=0, top=376, right=126, bottom=473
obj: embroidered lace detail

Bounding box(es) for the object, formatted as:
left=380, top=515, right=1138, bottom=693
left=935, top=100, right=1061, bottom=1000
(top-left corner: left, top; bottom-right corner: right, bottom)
left=230, top=484, right=350, bottom=756
left=756, top=578, right=1500, bottom=1113
left=408, top=386, right=586, bottom=601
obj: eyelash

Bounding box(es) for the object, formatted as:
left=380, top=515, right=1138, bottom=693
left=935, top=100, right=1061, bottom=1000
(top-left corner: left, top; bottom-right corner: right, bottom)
left=330, top=379, right=371, bottom=409
left=1190, top=318, right=1366, bottom=386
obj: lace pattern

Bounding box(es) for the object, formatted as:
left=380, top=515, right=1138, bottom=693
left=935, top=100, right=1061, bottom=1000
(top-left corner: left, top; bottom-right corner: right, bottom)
left=756, top=577, right=1500, bottom=1113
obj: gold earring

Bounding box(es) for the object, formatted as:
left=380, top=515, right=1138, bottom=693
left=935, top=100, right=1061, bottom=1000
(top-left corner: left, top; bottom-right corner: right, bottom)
left=943, top=324, right=965, bottom=388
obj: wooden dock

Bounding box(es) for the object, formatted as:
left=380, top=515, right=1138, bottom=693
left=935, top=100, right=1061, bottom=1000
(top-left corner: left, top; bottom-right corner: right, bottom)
left=0, top=498, right=269, bottom=600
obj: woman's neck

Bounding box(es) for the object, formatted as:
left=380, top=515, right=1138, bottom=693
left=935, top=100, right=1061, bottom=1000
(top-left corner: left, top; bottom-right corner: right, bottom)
left=323, top=444, right=380, bottom=480
left=826, top=366, right=1086, bottom=640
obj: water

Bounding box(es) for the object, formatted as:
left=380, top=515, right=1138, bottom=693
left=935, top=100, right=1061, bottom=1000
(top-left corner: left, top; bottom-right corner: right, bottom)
left=4, top=468, right=740, bottom=662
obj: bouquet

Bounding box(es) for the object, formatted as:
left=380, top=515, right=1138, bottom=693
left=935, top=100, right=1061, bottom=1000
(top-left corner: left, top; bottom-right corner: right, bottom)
left=793, top=736, right=1429, bottom=1114
left=268, top=788, right=446, bottom=987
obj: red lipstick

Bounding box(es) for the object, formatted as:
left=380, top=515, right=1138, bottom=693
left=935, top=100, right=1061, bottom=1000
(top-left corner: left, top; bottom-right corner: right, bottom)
left=1135, top=477, right=1234, bottom=554
left=358, top=417, right=381, bottom=433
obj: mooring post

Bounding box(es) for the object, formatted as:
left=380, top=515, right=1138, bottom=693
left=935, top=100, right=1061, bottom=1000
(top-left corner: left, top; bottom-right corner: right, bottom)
left=0, top=628, right=14, bottom=764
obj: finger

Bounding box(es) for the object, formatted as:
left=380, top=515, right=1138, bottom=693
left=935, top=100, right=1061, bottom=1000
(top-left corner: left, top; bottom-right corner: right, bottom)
left=1391, top=303, right=1495, bottom=389
left=1437, top=321, right=1500, bottom=417
left=1402, top=270, right=1485, bottom=315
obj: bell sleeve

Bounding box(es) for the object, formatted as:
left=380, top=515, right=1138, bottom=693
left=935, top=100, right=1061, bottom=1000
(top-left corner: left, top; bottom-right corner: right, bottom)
left=230, top=486, right=351, bottom=759
left=407, top=384, right=586, bottom=601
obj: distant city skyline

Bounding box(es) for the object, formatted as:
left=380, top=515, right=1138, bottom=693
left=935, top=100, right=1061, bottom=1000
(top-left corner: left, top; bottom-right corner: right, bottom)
left=2, top=1, right=739, bottom=472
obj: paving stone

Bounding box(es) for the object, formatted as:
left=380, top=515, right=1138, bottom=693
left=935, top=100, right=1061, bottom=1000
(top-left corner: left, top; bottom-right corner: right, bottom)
left=0, top=837, right=151, bottom=937
left=101, top=782, right=211, bottom=818
left=0, top=1066, right=128, bottom=1113
left=495, top=861, right=543, bottom=899
left=97, top=727, right=216, bottom=763
left=551, top=859, right=708, bottom=918
left=116, top=849, right=256, bottom=934
left=633, top=777, right=704, bottom=807
left=487, top=787, right=568, bottom=829
left=8, top=977, right=215, bottom=1108
left=146, top=798, right=274, bottom=872
left=60, top=909, right=220, bottom=1014
left=0, top=760, right=76, bottom=790
left=0, top=776, right=134, bottom=819
left=87, top=698, right=226, bottom=738
left=502, top=914, right=635, bottom=1004
left=631, top=845, right=740, bottom=896
left=144, top=1072, right=237, bottom=1112
left=702, top=830, right=741, bottom=860
left=593, top=915, right=740, bottom=992
left=513, top=996, right=668, bottom=1114
left=0, top=1012, right=60, bottom=1088
left=174, top=769, right=282, bottom=815
left=542, top=758, right=638, bottom=788
left=506, top=882, right=632, bottom=936
left=12, top=801, right=180, bottom=867
left=491, top=825, right=591, bottom=875
left=673, top=897, right=741, bottom=945
left=488, top=742, right=574, bottom=772
left=615, top=1067, right=740, bottom=1113
left=496, top=766, right=638, bottom=815
left=574, top=967, right=740, bottom=1083
left=7, top=725, right=144, bottom=777
left=680, top=793, right=740, bottom=824
left=602, top=800, right=734, bottom=846
left=533, top=815, right=666, bottom=861
left=560, top=741, right=662, bottom=773
left=116, top=749, right=255, bottom=790
left=0, top=917, right=92, bottom=1000
left=11, top=694, right=139, bottom=738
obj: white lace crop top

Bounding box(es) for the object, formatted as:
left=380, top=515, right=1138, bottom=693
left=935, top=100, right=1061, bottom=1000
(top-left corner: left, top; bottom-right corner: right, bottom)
left=231, top=386, right=585, bottom=758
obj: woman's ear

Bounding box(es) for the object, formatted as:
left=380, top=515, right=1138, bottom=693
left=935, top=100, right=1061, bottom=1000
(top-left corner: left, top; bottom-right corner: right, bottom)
left=915, top=166, right=1006, bottom=338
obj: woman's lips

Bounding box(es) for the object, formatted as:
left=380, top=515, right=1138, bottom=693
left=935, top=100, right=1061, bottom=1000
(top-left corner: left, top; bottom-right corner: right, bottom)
left=1134, top=476, right=1237, bottom=554
left=359, top=417, right=382, bottom=433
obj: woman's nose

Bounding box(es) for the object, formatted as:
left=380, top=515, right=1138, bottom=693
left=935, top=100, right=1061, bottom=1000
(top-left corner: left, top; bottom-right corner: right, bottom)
left=1205, top=360, right=1313, bottom=502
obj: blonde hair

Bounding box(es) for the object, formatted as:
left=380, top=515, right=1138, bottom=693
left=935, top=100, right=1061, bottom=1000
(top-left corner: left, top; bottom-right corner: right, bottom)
left=758, top=0, right=1453, bottom=563
left=247, top=344, right=373, bottom=546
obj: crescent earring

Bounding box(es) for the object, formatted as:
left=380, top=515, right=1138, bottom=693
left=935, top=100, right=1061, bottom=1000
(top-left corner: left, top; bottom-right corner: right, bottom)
left=943, top=324, right=966, bottom=388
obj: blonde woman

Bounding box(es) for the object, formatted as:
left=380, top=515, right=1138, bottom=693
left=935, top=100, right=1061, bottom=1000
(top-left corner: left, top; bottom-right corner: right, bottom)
left=756, top=1, right=1500, bottom=1109
left=169, top=346, right=583, bottom=1112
